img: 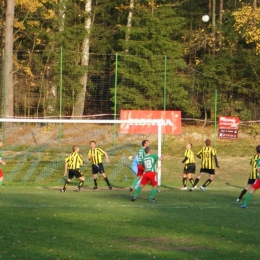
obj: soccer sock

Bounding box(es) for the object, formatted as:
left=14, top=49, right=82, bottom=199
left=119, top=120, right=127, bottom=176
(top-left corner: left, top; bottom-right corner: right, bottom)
left=149, top=188, right=157, bottom=199
left=131, top=177, right=139, bottom=188
left=243, top=193, right=253, bottom=206
left=183, top=178, right=187, bottom=187
left=104, top=177, right=111, bottom=186
left=94, top=179, right=98, bottom=187
left=193, top=178, right=200, bottom=187
left=189, top=178, right=195, bottom=186
left=202, top=179, right=212, bottom=187
left=134, top=186, right=142, bottom=197
left=63, top=180, right=69, bottom=191
left=238, top=189, right=247, bottom=200
left=78, top=180, right=84, bottom=189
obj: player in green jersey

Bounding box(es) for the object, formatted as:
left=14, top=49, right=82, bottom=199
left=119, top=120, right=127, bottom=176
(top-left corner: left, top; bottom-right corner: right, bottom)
left=131, top=146, right=163, bottom=202
left=241, top=155, right=260, bottom=208
left=180, top=143, right=196, bottom=190
left=0, top=140, right=6, bottom=189
left=129, top=140, right=149, bottom=191
left=236, top=145, right=260, bottom=202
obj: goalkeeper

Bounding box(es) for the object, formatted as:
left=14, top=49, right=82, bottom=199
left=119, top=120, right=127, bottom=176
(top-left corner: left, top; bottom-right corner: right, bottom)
left=129, top=140, right=149, bottom=191
left=241, top=156, right=260, bottom=208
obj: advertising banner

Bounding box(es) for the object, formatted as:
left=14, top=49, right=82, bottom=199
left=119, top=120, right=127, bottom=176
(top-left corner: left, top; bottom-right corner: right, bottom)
left=120, top=110, right=182, bottom=134
left=218, top=116, right=239, bottom=139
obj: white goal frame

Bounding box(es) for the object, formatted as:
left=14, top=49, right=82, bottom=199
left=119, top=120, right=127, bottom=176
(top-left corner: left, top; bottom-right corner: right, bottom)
left=0, top=118, right=163, bottom=186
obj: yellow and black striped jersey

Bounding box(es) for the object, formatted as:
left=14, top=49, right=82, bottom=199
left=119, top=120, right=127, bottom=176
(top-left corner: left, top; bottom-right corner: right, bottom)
left=88, top=148, right=105, bottom=164
left=197, top=146, right=217, bottom=169
left=183, top=149, right=195, bottom=164
left=249, top=154, right=260, bottom=179
left=65, top=152, right=83, bottom=169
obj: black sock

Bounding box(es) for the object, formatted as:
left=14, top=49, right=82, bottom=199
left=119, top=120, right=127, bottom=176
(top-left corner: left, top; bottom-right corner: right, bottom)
left=63, top=180, right=69, bottom=191
left=183, top=178, right=187, bottom=187
left=78, top=180, right=84, bottom=190
left=202, top=179, right=212, bottom=187
left=193, top=178, right=200, bottom=187
left=238, top=189, right=247, bottom=200
left=104, top=177, right=111, bottom=186
left=94, top=179, right=97, bottom=187
left=189, top=178, right=195, bottom=186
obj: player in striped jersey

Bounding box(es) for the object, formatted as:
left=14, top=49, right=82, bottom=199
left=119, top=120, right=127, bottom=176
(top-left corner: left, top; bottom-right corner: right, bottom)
left=180, top=143, right=195, bottom=190
left=241, top=156, right=260, bottom=208
left=237, top=145, right=260, bottom=202
left=190, top=139, right=219, bottom=191
left=88, top=141, right=112, bottom=190
left=61, top=145, right=85, bottom=192
left=129, top=140, right=149, bottom=191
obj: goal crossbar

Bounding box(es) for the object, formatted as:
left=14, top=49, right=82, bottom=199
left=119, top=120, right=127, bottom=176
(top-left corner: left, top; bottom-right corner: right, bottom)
left=0, top=118, right=163, bottom=186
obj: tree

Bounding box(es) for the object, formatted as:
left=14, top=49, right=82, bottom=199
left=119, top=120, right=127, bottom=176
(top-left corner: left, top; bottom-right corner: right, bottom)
left=5, top=0, right=15, bottom=118
left=73, top=0, right=92, bottom=117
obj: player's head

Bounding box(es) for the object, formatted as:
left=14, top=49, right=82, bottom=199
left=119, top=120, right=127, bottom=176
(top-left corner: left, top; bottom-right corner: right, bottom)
left=186, top=143, right=192, bottom=149
left=142, top=140, right=149, bottom=147
left=205, top=139, right=211, bottom=146
left=73, top=145, right=79, bottom=152
left=145, top=146, right=151, bottom=154
left=90, top=141, right=96, bottom=148
left=256, top=145, right=260, bottom=154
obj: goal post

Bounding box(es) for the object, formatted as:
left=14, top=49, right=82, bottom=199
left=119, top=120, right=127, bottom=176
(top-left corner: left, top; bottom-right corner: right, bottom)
left=0, top=118, right=163, bottom=186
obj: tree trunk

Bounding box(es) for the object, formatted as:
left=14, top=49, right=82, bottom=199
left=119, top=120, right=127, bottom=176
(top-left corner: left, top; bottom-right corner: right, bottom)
left=212, top=0, right=216, bottom=55
left=125, top=0, right=135, bottom=52
left=4, top=0, right=14, bottom=118
left=73, top=0, right=92, bottom=118
left=59, top=0, right=67, bottom=32
left=219, top=0, right=223, bottom=49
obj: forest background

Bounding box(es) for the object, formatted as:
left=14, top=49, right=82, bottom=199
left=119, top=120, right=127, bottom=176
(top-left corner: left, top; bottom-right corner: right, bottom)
left=1, top=0, right=260, bottom=124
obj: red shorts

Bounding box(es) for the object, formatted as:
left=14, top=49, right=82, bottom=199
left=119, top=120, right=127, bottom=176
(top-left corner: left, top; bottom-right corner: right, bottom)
left=252, top=178, right=260, bottom=190
left=137, top=164, right=145, bottom=177
left=0, top=169, right=3, bottom=178
left=141, top=172, right=157, bottom=187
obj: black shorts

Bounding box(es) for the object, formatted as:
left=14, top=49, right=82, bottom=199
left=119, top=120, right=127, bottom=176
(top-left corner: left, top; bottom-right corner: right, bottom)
left=183, top=163, right=196, bottom=174
left=68, top=169, right=83, bottom=179
left=248, top=178, right=256, bottom=185
left=92, top=163, right=105, bottom=174
left=200, top=168, right=215, bottom=175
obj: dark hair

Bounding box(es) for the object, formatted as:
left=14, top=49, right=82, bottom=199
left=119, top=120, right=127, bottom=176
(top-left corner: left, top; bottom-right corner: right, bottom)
left=256, top=145, right=260, bottom=153
left=90, top=141, right=96, bottom=145
left=145, top=146, right=151, bottom=154
left=205, top=139, right=211, bottom=146
left=142, top=140, right=148, bottom=146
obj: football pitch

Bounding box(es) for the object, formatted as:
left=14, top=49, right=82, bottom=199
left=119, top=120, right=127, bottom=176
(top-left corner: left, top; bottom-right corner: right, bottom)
left=0, top=185, right=259, bottom=260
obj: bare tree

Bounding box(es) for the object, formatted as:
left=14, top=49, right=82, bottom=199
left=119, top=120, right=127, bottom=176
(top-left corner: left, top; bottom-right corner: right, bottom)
left=125, top=0, right=135, bottom=52
left=73, top=0, right=92, bottom=117
left=4, top=0, right=14, bottom=118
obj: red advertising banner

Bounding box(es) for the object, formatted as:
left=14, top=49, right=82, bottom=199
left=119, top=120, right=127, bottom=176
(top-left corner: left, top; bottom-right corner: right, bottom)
left=120, top=110, right=182, bottom=134
left=218, top=116, right=239, bottom=139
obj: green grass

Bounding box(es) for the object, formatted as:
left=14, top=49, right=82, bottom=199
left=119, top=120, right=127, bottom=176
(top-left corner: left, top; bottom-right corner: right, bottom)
left=1, top=184, right=259, bottom=260
left=1, top=125, right=260, bottom=259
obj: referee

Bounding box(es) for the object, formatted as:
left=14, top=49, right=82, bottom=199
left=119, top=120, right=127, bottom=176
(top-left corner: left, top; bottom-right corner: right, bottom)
left=61, top=145, right=85, bottom=192
left=88, top=141, right=112, bottom=190
left=190, top=139, right=219, bottom=191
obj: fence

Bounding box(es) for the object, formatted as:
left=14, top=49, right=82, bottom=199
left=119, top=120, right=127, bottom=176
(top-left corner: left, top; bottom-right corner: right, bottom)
left=1, top=49, right=260, bottom=123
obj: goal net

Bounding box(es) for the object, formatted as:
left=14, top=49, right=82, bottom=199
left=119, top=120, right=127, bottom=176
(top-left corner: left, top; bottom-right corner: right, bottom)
left=0, top=119, right=162, bottom=188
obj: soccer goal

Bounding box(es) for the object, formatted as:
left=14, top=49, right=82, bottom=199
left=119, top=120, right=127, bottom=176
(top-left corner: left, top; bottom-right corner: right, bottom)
left=0, top=118, right=163, bottom=187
